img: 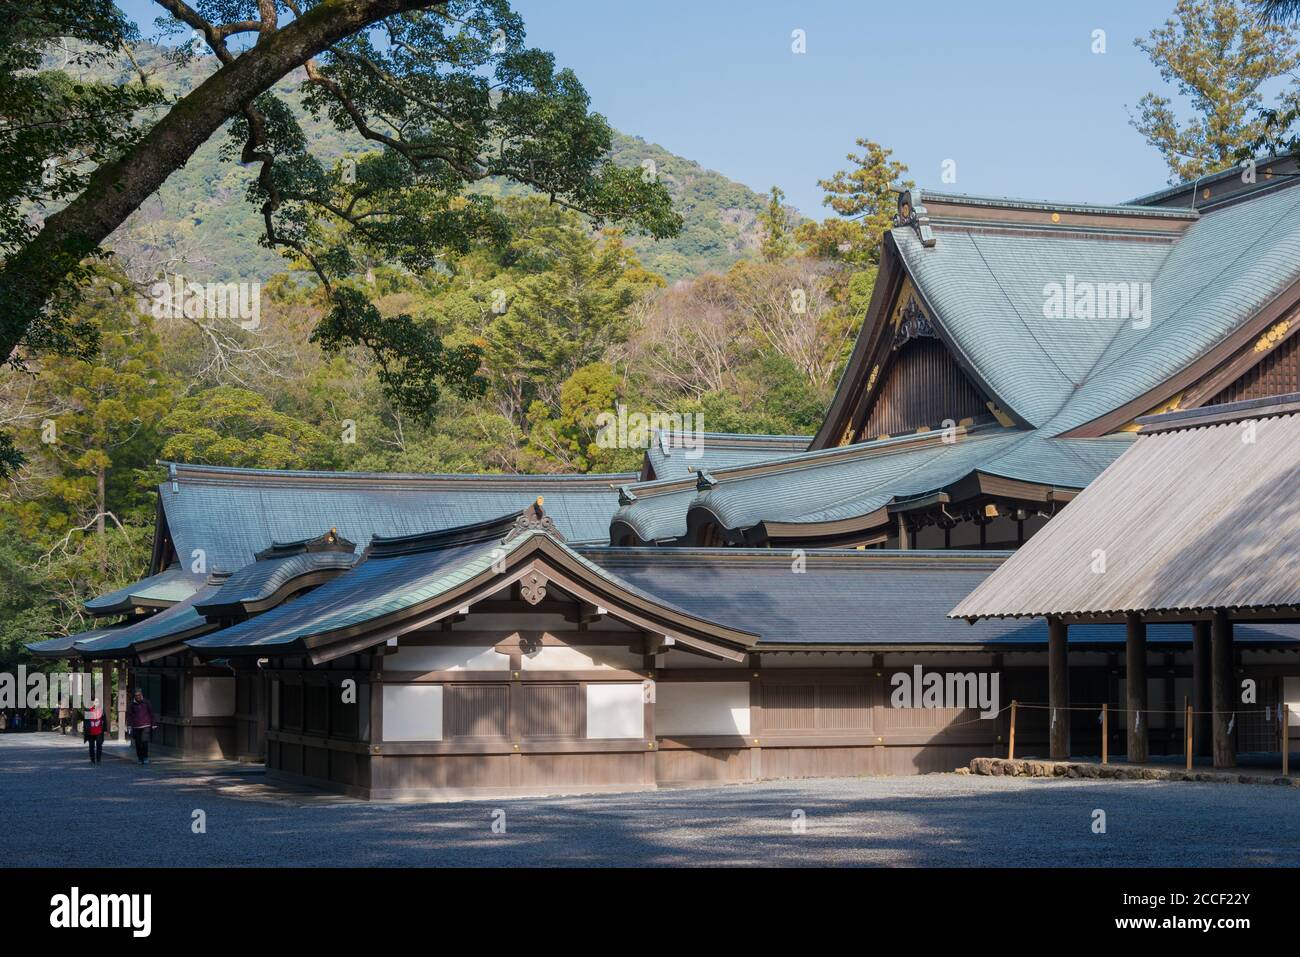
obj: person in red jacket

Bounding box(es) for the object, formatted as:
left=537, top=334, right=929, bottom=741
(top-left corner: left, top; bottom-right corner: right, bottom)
left=83, top=699, right=105, bottom=764
left=126, top=689, right=156, bottom=765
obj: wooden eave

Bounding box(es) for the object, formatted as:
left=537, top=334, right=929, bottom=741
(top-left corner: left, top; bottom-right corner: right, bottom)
left=961, top=606, right=1300, bottom=627
left=743, top=473, right=1076, bottom=547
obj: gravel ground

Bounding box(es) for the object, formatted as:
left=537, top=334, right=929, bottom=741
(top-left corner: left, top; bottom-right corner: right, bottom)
left=5, top=733, right=1299, bottom=867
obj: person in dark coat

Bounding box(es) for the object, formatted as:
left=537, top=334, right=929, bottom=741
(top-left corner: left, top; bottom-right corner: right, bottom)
left=83, top=699, right=105, bottom=763
left=126, top=689, right=156, bottom=764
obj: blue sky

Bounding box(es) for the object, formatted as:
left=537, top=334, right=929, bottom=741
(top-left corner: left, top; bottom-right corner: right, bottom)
left=118, top=0, right=1192, bottom=216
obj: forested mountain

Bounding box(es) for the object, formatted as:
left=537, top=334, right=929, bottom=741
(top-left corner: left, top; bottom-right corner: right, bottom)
left=86, top=44, right=770, bottom=284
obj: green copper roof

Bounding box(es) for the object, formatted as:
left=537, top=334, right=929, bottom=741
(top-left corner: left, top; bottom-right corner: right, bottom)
left=896, top=179, right=1300, bottom=436
left=188, top=525, right=751, bottom=654
left=189, top=535, right=528, bottom=650
left=612, top=427, right=1132, bottom=543
left=73, top=586, right=219, bottom=658
left=83, top=565, right=205, bottom=616
left=894, top=228, right=1170, bottom=430
left=27, top=625, right=127, bottom=658
left=159, top=463, right=631, bottom=572
left=643, top=431, right=810, bottom=481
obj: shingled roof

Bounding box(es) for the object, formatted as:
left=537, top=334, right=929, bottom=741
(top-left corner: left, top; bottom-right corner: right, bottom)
left=950, top=394, right=1300, bottom=622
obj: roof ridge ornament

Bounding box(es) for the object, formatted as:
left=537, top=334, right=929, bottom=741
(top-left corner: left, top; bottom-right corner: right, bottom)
left=690, top=467, right=718, bottom=491
left=504, top=497, right=566, bottom=543
left=617, top=484, right=638, bottom=506
left=895, top=188, right=936, bottom=248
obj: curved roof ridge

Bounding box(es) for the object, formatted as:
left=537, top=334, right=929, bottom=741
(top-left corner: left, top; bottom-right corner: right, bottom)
left=923, top=189, right=1199, bottom=219
left=627, top=423, right=1012, bottom=499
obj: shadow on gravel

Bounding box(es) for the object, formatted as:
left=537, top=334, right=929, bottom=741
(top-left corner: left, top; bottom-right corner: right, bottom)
left=4, top=736, right=1297, bottom=867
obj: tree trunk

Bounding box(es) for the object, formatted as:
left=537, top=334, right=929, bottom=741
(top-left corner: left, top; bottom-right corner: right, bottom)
left=97, top=465, right=107, bottom=576
left=0, top=0, right=441, bottom=360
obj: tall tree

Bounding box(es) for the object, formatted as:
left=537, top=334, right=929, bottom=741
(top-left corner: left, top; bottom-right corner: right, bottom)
left=795, top=138, right=910, bottom=266
left=24, top=272, right=173, bottom=571
left=160, top=386, right=331, bottom=469
left=757, top=186, right=795, bottom=262
left=1132, top=0, right=1300, bottom=181
left=0, top=0, right=680, bottom=475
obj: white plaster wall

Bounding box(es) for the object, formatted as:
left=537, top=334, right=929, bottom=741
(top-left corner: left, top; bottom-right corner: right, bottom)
left=388, top=644, right=510, bottom=672
left=192, top=676, right=236, bottom=717
left=655, top=682, right=750, bottom=736
left=382, top=684, right=443, bottom=741
left=586, top=683, right=645, bottom=739
left=521, top=643, right=642, bottom=671
left=1286, top=677, right=1300, bottom=728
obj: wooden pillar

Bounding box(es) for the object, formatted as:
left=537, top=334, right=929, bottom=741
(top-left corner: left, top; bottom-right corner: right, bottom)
left=1047, top=618, right=1069, bottom=759
left=1125, top=613, right=1148, bottom=764
left=896, top=515, right=910, bottom=550
left=748, top=653, right=762, bottom=781
left=99, top=660, right=113, bottom=735
left=1211, top=610, right=1236, bottom=769
left=1191, top=621, right=1211, bottom=758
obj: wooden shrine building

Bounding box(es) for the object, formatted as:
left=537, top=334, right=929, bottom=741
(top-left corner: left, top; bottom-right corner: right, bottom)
left=25, top=155, right=1300, bottom=796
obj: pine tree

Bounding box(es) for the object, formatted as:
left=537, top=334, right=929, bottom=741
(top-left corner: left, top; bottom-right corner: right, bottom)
left=1133, top=0, right=1300, bottom=181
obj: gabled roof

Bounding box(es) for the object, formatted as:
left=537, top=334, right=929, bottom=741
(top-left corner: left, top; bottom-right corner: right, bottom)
left=951, top=394, right=1300, bottom=622
left=83, top=564, right=205, bottom=617
left=611, top=424, right=1131, bottom=545
left=157, top=462, right=634, bottom=572
left=72, top=585, right=220, bottom=660
left=641, top=430, right=811, bottom=481
left=818, top=168, right=1300, bottom=449
left=892, top=225, right=1172, bottom=433
left=188, top=509, right=757, bottom=663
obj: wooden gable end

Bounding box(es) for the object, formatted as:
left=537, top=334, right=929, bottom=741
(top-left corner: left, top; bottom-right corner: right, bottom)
left=839, top=283, right=997, bottom=445
left=1107, top=313, right=1300, bottom=433
left=1206, top=321, right=1299, bottom=406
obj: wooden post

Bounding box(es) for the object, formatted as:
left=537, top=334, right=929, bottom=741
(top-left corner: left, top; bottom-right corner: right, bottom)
left=1126, top=613, right=1148, bottom=764
left=1101, top=703, right=1108, bottom=765
left=1048, top=618, right=1069, bottom=760
left=1008, top=700, right=1017, bottom=760
left=1211, top=609, right=1236, bottom=769
left=1185, top=698, right=1192, bottom=771
left=1192, top=621, right=1212, bottom=758
left=1283, top=702, right=1290, bottom=777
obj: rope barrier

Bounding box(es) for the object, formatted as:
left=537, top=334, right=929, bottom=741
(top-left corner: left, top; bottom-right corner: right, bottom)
left=1014, top=702, right=1287, bottom=717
